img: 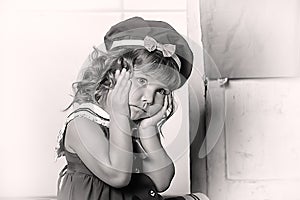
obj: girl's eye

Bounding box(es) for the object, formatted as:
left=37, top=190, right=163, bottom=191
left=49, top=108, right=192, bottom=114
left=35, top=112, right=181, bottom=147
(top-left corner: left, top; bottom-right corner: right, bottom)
left=157, top=89, right=170, bottom=95
left=137, top=77, right=147, bottom=85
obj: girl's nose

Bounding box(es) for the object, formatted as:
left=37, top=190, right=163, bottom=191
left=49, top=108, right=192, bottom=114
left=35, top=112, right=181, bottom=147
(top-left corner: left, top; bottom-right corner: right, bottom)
left=141, top=90, right=155, bottom=106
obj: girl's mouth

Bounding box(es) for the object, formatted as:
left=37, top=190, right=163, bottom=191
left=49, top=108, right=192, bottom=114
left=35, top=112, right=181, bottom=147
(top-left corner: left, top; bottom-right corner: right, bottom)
left=129, top=105, right=147, bottom=113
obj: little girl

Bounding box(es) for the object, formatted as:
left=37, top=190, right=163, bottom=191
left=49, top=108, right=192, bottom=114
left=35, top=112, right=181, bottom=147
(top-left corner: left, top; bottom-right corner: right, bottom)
left=56, top=17, right=194, bottom=200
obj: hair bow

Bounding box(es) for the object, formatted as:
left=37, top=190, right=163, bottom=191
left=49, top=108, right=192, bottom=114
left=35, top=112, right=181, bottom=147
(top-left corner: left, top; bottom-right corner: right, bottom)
left=144, top=36, right=176, bottom=57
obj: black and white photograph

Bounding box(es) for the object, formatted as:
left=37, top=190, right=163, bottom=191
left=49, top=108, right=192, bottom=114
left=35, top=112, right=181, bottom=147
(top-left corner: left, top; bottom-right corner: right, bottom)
left=0, top=0, right=299, bottom=199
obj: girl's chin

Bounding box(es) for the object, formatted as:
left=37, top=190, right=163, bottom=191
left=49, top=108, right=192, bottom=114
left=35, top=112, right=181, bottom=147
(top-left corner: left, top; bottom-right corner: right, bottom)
left=129, top=106, right=145, bottom=120
left=129, top=110, right=142, bottom=120
left=130, top=115, right=139, bottom=121
left=130, top=113, right=147, bottom=121
left=129, top=106, right=157, bottom=121
left=130, top=112, right=150, bottom=121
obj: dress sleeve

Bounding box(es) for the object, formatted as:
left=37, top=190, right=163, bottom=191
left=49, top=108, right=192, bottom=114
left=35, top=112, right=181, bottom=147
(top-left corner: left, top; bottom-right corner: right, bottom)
left=55, top=103, right=110, bottom=160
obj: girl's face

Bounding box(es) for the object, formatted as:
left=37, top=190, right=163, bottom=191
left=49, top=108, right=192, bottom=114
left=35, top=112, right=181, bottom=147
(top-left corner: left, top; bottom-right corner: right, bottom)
left=128, top=70, right=171, bottom=121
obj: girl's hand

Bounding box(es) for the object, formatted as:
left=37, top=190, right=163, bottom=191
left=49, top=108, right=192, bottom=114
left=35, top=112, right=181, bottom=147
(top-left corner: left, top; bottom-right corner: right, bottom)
left=139, top=95, right=170, bottom=130
left=106, top=68, right=132, bottom=117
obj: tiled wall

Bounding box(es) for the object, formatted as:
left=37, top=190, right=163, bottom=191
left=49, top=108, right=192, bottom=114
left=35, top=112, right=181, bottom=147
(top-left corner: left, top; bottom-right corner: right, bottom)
left=0, top=0, right=198, bottom=198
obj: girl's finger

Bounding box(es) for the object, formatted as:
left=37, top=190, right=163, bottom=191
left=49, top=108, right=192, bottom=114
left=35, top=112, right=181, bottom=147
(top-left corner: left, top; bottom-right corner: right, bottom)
left=162, top=95, right=170, bottom=116
left=164, top=95, right=169, bottom=108
left=167, top=94, right=173, bottom=114
left=156, top=95, right=168, bottom=117
left=124, top=76, right=132, bottom=92
left=120, top=70, right=130, bottom=87
left=123, top=79, right=132, bottom=98
left=115, top=68, right=127, bottom=88
left=115, top=69, right=120, bottom=80
left=167, top=94, right=172, bottom=105
left=116, top=71, right=131, bottom=96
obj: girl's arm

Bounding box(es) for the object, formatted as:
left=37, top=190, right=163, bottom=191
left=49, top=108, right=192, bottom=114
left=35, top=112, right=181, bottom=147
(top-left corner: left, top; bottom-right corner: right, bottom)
left=138, top=126, right=175, bottom=192
left=66, top=114, right=133, bottom=188
left=65, top=69, right=134, bottom=188
left=138, top=95, right=175, bottom=192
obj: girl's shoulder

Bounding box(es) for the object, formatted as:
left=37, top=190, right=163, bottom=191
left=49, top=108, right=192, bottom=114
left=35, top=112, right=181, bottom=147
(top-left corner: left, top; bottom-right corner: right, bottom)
left=55, top=102, right=110, bottom=159
left=66, top=102, right=110, bottom=127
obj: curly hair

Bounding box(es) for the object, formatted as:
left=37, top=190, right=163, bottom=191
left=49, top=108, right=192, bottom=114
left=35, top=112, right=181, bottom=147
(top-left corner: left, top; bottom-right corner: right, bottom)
left=66, top=47, right=181, bottom=132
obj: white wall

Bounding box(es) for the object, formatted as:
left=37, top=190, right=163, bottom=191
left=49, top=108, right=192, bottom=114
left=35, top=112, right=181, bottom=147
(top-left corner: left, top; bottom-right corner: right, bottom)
left=198, top=0, right=300, bottom=199
left=206, top=78, right=300, bottom=200
left=0, top=0, right=191, bottom=198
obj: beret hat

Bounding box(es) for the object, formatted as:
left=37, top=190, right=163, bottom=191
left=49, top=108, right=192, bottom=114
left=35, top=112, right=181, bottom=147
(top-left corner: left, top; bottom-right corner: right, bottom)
left=104, top=17, right=193, bottom=87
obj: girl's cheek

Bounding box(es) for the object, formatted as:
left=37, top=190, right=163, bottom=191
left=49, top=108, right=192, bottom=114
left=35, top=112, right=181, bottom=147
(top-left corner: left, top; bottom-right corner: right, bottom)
left=148, top=107, right=160, bottom=117
left=129, top=81, right=141, bottom=98
left=154, top=95, right=165, bottom=106
left=149, top=100, right=164, bottom=115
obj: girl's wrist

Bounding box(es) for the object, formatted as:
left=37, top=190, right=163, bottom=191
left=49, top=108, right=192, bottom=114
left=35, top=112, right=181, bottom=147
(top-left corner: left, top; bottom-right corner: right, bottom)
left=138, top=125, right=158, bottom=139
left=109, top=113, right=133, bottom=136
